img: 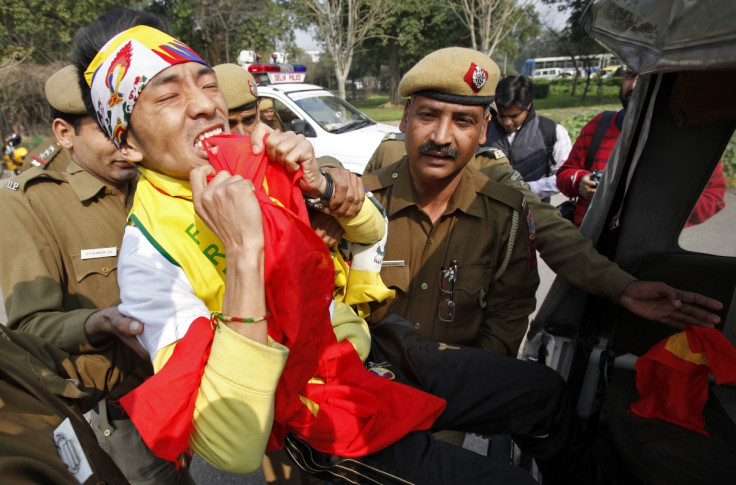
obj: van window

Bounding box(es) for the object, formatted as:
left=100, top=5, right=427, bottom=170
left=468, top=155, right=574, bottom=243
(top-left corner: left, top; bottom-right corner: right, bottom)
left=678, top=132, right=735, bottom=257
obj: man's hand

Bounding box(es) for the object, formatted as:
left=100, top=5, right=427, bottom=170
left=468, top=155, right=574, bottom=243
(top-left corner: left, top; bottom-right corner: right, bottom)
left=262, top=131, right=326, bottom=198
left=321, top=167, right=364, bottom=218
left=190, top=165, right=264, bottom=251
left=619, top=281, right=723, bottom=329
left=310, top=209, right=346, bottom=247
left=578, top=173, right=598, bottom=200
left=85, top=307, right=149, bottom=360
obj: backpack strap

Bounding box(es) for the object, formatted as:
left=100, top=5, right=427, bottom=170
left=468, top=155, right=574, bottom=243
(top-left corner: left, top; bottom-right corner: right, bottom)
left=538, top=116, right=557, bottom=175
left=585, top=110, right=616, bottom=171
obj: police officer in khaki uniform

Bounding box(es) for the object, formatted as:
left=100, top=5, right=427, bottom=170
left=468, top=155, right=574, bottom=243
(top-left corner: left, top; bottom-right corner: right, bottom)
left=0, top=325, right=139, bottom=484
left=364, top=121, right=723, bottom=333
left=214, top=63, right=262, bottom=136
left=0, top=65, right=194, bottom=484
left=362, top=47, right=539, bottom=356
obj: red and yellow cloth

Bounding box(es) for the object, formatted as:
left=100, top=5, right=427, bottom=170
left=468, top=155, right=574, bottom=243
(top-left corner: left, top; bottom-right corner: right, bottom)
left=632, top=325, right=736, bottom=434
left=120, top=135, right=446, bottom=462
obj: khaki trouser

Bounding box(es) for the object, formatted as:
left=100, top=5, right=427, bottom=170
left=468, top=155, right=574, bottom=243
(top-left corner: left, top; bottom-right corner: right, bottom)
left=87, top=399, right=195, bottom=485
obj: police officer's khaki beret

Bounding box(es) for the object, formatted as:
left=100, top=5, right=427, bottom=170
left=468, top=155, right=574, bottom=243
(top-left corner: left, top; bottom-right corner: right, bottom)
left=214, top=63, right=258, bottom=111
left=45, top=65, right=87, bottom=115
left=260, top=98, right=274, bottom=110
left=399, top=47, right=500, bottom=106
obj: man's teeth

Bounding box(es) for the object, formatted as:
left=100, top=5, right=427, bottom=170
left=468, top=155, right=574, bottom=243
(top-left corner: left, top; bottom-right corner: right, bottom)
left=194, top=128, right=223, bottom=149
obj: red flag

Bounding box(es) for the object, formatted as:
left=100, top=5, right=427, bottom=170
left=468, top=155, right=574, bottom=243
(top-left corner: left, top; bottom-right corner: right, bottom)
left=123, top=135, right=445, bottom=463
left=631, top=326, right=736, bottom=434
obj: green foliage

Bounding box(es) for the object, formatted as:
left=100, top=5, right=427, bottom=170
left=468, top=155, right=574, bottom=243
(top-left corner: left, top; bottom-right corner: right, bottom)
left=559, top=110, right=599, bottom=144
left=532, top=82, right=550, bottom=99
left=0, top=0, right=131, bottom=63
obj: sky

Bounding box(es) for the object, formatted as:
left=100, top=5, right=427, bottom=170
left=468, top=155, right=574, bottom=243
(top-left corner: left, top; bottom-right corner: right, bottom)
left=295, top=1, right=569, bottom=52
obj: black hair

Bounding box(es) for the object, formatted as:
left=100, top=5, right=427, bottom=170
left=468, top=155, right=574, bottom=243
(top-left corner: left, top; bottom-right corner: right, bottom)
left=50, top=108, right=85, bottom=135
left=71, top=9, right=169, bottom=131
left=494, top=75, right=534, bottom=111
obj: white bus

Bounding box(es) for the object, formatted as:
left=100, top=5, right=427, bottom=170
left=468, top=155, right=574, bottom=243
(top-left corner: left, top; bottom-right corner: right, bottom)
left=521, top=53, right=621, bottom=77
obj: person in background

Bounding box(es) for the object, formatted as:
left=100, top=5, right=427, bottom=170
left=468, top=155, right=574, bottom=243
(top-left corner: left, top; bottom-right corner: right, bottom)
left=481, top=75, right=572, bottom=202
left=214, top=63, right=261, bottom=136
left=260, top=97, right=285, bottom=132
left=556, top=68, right=725, bottom=228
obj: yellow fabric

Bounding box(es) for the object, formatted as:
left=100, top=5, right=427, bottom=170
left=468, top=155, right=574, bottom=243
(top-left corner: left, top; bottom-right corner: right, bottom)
left=151, top=323, right=289, bottom=474
left=130, top=167, right=227, bottom=310
left=331, top=195, right=395, bottom=317
left=338, top=197, right=385, bottom=244
left=665, top=332, right=710, bottom=367
left=332, top=300, right=372, bottom=361
left=345, top=269, right=396, bottom=319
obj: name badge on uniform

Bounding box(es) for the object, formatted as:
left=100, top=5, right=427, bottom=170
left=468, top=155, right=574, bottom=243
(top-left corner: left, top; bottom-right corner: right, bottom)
left=54, top=417, right=93, bottom=483
left=382, top=260, right=405, bottom=267
left=80, top=247, right=117, bottom=260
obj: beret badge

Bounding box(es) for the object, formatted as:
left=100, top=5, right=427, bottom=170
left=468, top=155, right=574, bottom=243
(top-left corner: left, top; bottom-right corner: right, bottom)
left=464, top=63, right=488, bottom=93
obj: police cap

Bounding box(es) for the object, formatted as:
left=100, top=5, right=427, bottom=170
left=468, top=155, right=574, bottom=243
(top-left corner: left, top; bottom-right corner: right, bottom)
left=45, top=65, right=87, bottom=115
left=398, top=47, right=500, bottom=106
left=213, top=63, right=259, bottom=111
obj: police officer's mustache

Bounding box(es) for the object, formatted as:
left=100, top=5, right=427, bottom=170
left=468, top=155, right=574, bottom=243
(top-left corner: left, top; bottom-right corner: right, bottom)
left=418, top=141, right=459, bottom=160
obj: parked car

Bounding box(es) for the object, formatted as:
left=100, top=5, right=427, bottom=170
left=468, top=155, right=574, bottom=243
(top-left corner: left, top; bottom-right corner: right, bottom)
left=244, top=68, right=399, bottom=174
left=521, top=1, right=736, bottom=484
left=532, top=67, right=564, bottom=79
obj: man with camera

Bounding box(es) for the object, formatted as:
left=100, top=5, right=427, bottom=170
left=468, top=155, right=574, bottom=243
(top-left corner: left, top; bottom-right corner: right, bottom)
left=556, top=68, right=725, bottom=228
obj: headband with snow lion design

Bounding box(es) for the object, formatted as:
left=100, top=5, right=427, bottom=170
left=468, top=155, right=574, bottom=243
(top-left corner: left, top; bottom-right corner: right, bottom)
left=85, top=25, right=209, bottom=148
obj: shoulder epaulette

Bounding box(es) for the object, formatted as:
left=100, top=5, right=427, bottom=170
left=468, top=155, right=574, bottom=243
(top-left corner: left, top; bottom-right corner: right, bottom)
left=3, top=165, right=64, bottom=193
left=383, top=132, right=405, bottom=142
left=476, top=146, right=506, bottom=160
left=477, top=174, right=528, bottom=214
left=27, top=142, right=61, bottom=169
left=362, top=158, right=406, bottom=193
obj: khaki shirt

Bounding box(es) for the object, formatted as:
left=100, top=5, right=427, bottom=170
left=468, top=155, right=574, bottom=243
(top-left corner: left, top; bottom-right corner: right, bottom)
left=0, top=326, right=136, bottom=484
left=365, top=138, right=635, bottom=302
left=363, top=158, right=539, bottom=356
left=0, top=160, right=134, bottom=353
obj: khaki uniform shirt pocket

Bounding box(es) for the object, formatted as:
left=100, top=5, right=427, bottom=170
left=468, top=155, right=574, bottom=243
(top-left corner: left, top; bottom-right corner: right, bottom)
left=70, top=254, right=117, bottom=283
left=370, top=265, right=410, bottom=323
left=454, top=265, right=493, bottom=314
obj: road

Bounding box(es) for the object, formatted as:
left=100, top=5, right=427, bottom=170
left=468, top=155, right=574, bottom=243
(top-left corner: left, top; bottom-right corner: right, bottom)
left=1, top=164, right=733, bottom=483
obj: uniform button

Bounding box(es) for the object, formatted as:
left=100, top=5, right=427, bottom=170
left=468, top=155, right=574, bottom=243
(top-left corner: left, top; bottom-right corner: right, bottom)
left=420, top=282, right=428, bottom=290
left=101, top=266, right=110, bottom=273
left=429, top=237, right=435, bottom=244
left=103, top=429, right=112, bottom=437
left=391, top=172, right=398, bottom=179
left=414, top=322, right=421, bottom=330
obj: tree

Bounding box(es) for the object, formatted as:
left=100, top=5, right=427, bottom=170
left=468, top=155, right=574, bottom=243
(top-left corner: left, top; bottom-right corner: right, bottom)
left=0, top=0, right=130, bottom=64
left=149, top=0, right=296, bottom=66
left=541, top=0, right=607, bottom=100
left=445, top=0, right=536, bottom=58
left=293, top=0, right=393, bottom=99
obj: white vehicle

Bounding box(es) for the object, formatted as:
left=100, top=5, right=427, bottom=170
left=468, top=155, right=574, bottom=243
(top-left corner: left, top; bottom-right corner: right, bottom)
left=252, top=70, right=399, bottom=174
left=532, top=67, right=563, bottom=79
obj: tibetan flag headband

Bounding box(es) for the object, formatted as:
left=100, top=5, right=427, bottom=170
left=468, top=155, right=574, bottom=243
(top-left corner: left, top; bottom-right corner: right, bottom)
left=84, top=25, right=209, bottom=148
